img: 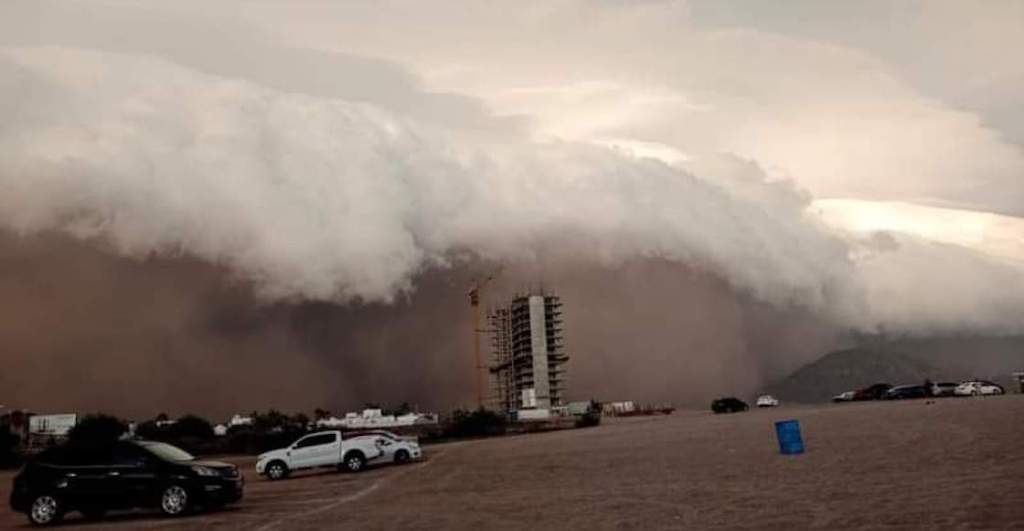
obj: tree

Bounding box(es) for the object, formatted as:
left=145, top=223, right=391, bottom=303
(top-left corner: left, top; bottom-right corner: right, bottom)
left=252, top=410, right=290, bottom=433
left=313, top=408, right=331, bottom=421
left=173, top=415, right=214, bottom=440
left=0, top=429, right=21, bottom=468
left=134, top=420, right=162, bottom=440
left=291, top=413, right=310, bottom=430
left=68, top=414, right=127, bottom=446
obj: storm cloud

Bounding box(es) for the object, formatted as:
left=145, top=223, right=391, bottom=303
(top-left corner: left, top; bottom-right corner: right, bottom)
left=1, top=1, right=1022, bottom=416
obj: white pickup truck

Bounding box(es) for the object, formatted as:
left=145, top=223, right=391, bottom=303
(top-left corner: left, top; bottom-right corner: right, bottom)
left=255, top=431, right=383, bottom=480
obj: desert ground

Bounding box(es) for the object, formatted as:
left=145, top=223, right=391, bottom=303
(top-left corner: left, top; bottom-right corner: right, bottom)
left=2, top=395, right=1023, bottom=530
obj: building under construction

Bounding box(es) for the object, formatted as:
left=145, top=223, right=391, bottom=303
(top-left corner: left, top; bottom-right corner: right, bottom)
left=488, top=293, right=569, bottom=415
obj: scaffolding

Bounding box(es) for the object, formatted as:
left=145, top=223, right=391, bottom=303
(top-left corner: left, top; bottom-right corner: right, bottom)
left=488, top=293, right=569, bottom=414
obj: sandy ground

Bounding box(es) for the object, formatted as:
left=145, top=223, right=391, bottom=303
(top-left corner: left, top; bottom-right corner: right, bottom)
left=2, top=395, right=1023, bottom=530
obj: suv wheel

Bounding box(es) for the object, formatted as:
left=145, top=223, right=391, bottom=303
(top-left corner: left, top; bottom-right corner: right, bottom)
left=344, top=452, right=367, bottom=472
left=160, top=485, right=191, bottom=517
left=266, top=460, right=289, bottom=480
left=28, top=494, right=63, bottom=526
left=394, top=450, right=410, bottom=464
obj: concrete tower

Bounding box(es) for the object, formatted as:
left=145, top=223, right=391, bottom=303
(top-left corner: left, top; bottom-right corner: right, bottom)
left=489, top=293, right=568, bottom=414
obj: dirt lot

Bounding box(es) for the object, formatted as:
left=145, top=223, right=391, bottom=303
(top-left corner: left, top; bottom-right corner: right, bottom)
left=2, top=395, right=1023, bottom=530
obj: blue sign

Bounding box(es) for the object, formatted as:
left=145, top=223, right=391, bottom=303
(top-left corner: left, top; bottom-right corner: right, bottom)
left=775, top=420, right=804, bottom=455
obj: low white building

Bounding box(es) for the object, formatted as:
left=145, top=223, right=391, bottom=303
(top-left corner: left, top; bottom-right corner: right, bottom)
left=516, top=408, right=551, bottom=421
left=602, top=401, right=636, bottom=416
left=229, top=414, right=253, bottom=427
left=315, top=409, right=438, bottom=429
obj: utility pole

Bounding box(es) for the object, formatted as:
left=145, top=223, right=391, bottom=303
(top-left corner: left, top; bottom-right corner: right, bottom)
left=468, top=272, right=497, bottom=410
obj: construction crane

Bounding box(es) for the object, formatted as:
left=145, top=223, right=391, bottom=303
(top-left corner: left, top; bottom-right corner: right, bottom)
left=467, top=270, right=499, bottom=410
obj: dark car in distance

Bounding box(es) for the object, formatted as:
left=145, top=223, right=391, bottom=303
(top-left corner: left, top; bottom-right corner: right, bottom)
left=883, top=384, right=928, bottom=400
left=711, top=397, right=749, bottom=414
left=10, top=440, right=242, bottom=526
left=853, top=383, right=893, bottom=401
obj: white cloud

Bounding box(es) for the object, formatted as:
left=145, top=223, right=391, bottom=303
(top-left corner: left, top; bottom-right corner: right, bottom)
left=814, top=199, right=1024, bottom=265
left=0, top=47, right=852, bottom=309
left=236, top=1, right=1024, bottom=215
left=2, top=1, right=1024, bottom=334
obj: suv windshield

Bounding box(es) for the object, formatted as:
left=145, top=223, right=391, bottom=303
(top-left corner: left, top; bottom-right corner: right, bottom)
left=140, top=442, right=194, bottom=462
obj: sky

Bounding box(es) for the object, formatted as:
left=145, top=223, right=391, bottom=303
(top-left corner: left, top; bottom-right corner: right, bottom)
left=0, top=1, right=1021, bottom=417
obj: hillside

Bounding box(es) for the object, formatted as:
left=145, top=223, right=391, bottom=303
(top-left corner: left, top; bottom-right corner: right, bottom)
left=766, top=337, right=1024, bottom=403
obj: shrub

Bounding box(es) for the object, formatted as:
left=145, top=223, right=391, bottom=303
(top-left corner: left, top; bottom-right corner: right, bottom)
left=443, top=408, right=507, bottom=438
left=575, top=400, right=603, bottom=428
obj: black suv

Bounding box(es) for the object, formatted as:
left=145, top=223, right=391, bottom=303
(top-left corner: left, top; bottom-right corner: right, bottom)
left=883, top=384, right=928, bottom=400
left=711, top=397, right=749, bottom=414
left=10, top=439, right=243, bottom=526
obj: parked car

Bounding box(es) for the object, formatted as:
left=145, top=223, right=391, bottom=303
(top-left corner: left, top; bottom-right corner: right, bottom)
left=9, top=440, right=242, bottom=526
left=755, top=395, right=779, bottom=408
left=954, top=381, right=1005, bottom=396
left=853, top=383, right=893, bottom=401
left=711, top=397, right=748, bottom=414
left=344, top=430, right=422, bottom=464
left=883, top=384, right=928, bottom=400
left=930, top=382, right=959, bottom=397
left=255, top=430, right=384, bottom=480
left=832, top=391, right=855, bottom=403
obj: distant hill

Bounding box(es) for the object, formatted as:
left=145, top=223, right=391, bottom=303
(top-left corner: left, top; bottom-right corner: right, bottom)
left=766, top=337, right=1024, bottom=403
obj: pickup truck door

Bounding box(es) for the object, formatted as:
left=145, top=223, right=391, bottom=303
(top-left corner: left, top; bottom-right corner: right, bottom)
left=290, top=433, right=341, bottom=469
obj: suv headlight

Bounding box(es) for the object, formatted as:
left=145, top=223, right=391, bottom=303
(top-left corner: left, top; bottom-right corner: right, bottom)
left=192, top=465, right=219, bottom=477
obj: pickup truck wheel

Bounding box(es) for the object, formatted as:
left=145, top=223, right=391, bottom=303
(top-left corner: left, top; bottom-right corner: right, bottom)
left=394, top=450, right=410, bottom=464
left=266, top=460, right=289, bottom=480
left=27, top=494, right=64, bottom=526
left=343, top=452, right=367, bottom=473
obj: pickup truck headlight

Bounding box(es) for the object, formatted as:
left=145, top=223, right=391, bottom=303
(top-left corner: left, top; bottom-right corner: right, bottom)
left=192, top=465, right=219, bottom=477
